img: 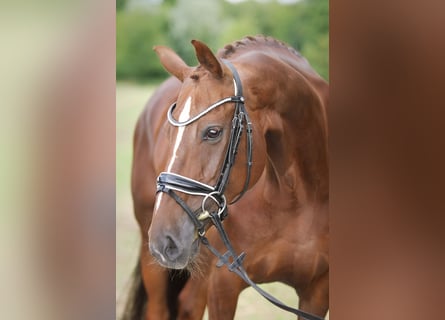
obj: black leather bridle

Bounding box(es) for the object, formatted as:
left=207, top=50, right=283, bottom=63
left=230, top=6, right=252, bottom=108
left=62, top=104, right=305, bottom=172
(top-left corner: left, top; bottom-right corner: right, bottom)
left=156, top=60, right=324, bottom=320
left=156, top=60, right=252, bottom=236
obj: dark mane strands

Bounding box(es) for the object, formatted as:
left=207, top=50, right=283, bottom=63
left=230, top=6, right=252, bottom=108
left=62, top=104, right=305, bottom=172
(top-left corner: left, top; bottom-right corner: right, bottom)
left=217, top=35, right=323, bottom=80
left=217, top=35, right=303, bottom=59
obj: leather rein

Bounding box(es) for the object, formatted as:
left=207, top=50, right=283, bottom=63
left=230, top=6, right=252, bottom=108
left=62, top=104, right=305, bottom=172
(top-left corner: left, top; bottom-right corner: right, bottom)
left=156, top=60, right=324, bottom=320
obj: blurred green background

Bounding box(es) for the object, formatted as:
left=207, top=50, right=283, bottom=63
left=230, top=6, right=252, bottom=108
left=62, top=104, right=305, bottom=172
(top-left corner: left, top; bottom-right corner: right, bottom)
left=116, top=1, right=328, bottom=318
left=117, top=0, right=328, bottom=82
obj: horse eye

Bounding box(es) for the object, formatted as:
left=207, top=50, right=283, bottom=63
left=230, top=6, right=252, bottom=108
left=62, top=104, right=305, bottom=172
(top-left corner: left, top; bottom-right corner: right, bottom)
left=203, top=127, right=223, bottom=141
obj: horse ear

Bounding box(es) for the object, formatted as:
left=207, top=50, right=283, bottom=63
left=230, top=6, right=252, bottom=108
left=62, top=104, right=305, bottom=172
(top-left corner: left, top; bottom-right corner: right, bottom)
left=191, top=40, right=224, bottom=79
left=153, top=45, right=190, bottom=82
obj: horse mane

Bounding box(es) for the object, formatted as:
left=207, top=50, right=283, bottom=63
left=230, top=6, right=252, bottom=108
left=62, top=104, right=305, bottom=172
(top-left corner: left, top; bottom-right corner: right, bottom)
left=217, top=35, right=325, bottom=85
left=217, top=35, right=303, bottom=59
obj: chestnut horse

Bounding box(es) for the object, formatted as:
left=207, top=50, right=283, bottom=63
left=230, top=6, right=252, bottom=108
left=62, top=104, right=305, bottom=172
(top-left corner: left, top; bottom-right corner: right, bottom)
left=123, top=36, right=329, bottom=320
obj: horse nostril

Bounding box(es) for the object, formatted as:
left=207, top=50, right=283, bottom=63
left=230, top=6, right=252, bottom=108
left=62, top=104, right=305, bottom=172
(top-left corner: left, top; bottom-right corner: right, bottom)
left=164, top=235, right=182, bottom=261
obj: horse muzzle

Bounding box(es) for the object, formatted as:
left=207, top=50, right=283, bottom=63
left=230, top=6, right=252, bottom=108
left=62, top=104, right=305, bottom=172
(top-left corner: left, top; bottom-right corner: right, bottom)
left=148, top=215, right=199, bottom=269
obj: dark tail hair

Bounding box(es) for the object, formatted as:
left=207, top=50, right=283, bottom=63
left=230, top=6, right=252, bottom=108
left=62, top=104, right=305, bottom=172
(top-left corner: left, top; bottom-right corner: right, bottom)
left=167, top=269, right=189, bottom=319
left=120, top=256, right=190, bottom=320
left=121, top=258, right=147, bottom=320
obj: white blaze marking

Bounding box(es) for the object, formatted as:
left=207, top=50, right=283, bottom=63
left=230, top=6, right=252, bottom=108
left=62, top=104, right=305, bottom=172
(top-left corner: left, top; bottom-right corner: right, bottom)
left=154, top=97, right=192, bottom=216
left=166, top=96, right=191, bottom=172
left=154, top=192, right=163, bottom=214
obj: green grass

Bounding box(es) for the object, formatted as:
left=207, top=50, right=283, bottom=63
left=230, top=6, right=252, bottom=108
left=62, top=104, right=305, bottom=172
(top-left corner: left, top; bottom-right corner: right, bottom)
left=116, top=81, right=327, bottom=319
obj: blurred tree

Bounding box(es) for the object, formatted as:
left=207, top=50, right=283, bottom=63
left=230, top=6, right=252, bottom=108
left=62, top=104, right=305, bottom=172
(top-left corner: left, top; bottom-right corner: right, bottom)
left=168, top=0, right=223, bottom=66
left=116, top=10, right=171, bottom=81
left=219, top=0, right=261, bottom=45
left=220, top=0, right=328, bottom=80
left=116, top=0, right=328, bottom=81
left=163, top=0, right=177, bottom=6
left=301, top=32, right=328, bottom=80
left=219, top=16, right=261, bottom=47
left=296, top=0, right=329, bottom=80
left=116, top=0, right=127, bottom=11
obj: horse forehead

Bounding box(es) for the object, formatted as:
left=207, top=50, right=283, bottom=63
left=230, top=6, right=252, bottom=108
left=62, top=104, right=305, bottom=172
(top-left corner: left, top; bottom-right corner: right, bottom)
left=176, top=80, right=228, bottom=112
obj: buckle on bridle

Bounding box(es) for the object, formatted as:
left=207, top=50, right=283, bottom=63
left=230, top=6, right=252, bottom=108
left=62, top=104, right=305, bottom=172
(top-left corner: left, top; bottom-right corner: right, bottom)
left=201, top=191, right=227, bottom=220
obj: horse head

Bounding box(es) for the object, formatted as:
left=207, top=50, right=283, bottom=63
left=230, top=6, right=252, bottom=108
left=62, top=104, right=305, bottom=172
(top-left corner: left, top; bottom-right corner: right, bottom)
left=148, top=40, right=266, bottom=269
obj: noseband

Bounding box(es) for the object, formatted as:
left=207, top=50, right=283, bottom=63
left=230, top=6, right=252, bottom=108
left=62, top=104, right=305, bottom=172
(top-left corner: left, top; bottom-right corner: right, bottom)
left=155, top=61, right=323, bottom=320
left=156, top=60, right=252, bottom=236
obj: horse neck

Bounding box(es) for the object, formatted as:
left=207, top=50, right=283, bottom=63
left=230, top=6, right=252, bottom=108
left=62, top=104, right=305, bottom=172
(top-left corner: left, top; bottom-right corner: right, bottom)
left=242, top=53, right=329, bottom=206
